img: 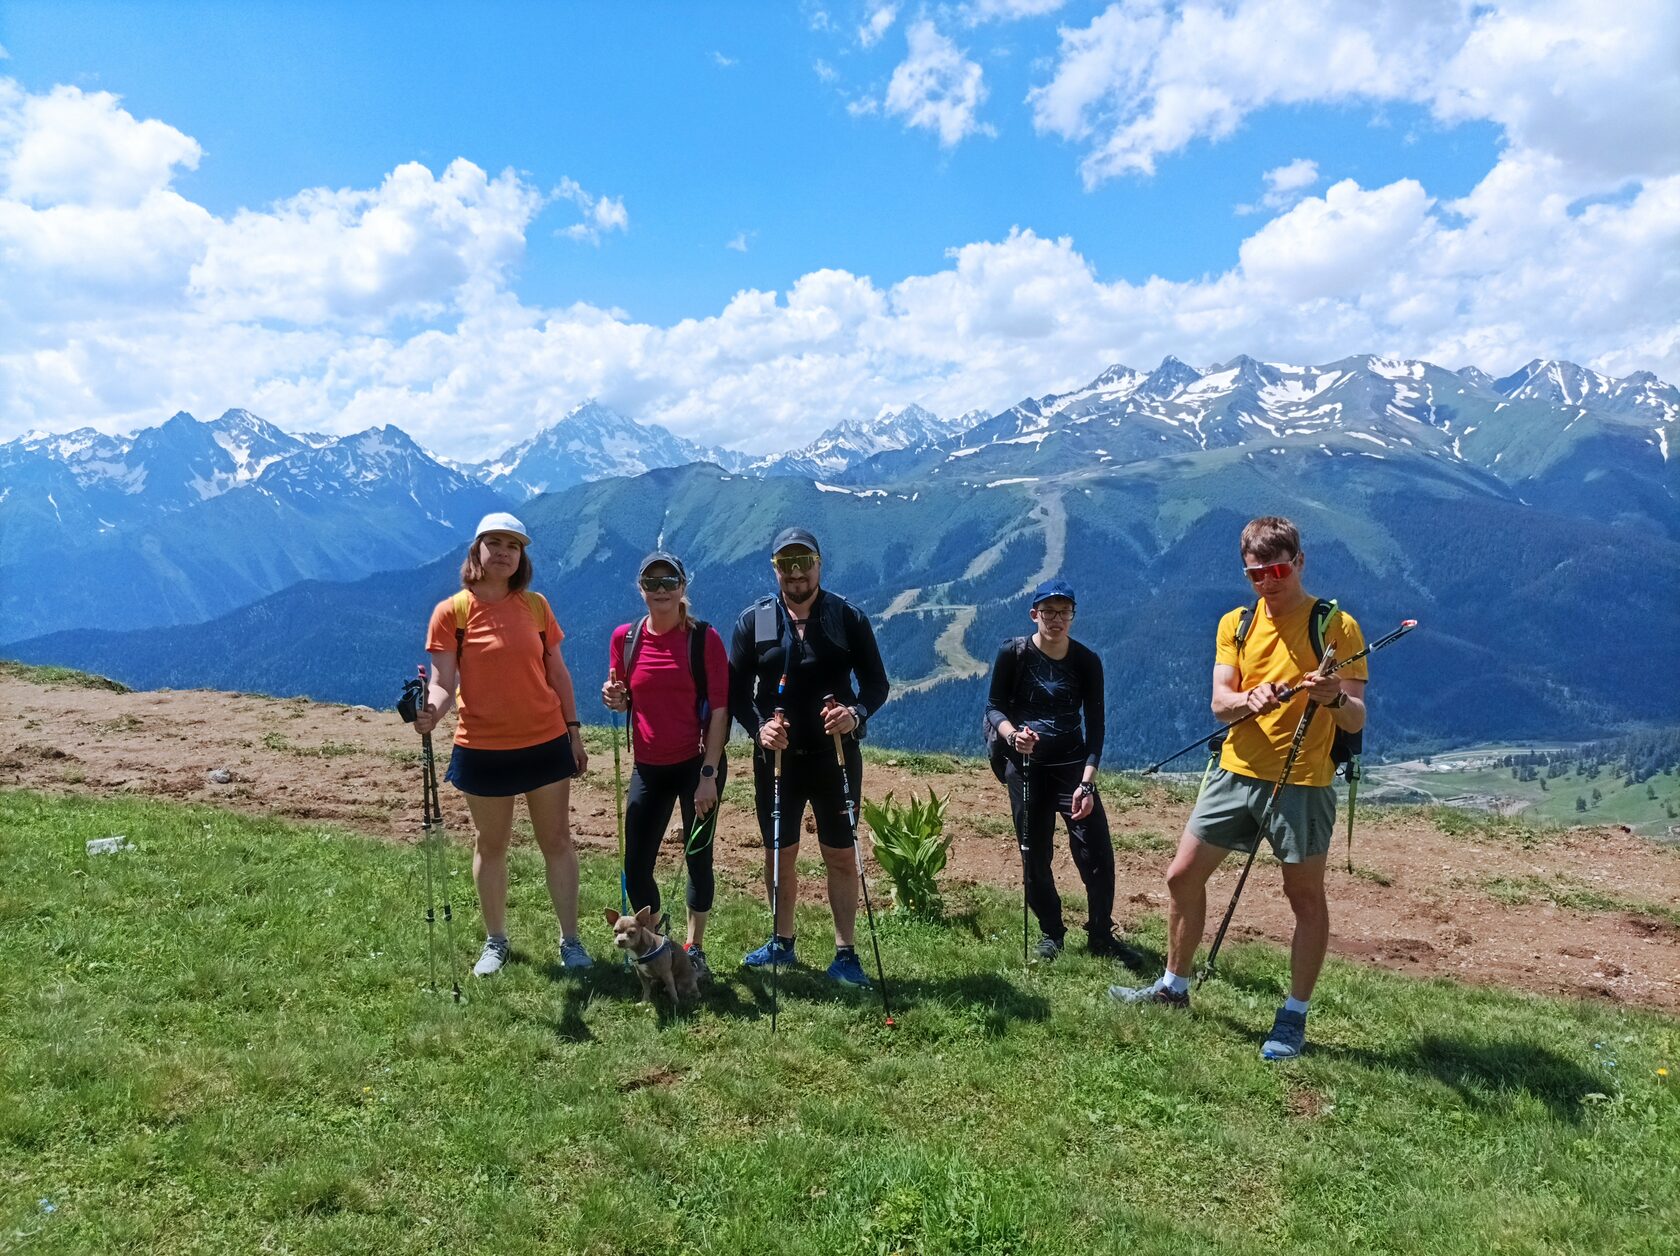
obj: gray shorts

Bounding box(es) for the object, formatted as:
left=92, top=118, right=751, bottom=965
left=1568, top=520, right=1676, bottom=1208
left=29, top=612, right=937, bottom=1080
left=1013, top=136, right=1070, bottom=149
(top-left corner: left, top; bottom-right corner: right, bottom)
left=1187, top=767, right=1335, bottom=864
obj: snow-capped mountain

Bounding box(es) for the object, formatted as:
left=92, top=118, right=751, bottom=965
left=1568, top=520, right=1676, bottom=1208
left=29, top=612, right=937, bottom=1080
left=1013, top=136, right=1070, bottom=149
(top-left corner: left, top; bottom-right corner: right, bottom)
left=754, top=403, right=976, bottom=478
left=472, top=401, right=747, bottom=499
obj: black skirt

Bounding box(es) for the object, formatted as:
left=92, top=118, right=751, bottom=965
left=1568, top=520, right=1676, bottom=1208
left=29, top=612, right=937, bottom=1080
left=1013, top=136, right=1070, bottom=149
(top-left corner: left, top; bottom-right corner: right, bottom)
left=445, top=734, right=578, bottom=797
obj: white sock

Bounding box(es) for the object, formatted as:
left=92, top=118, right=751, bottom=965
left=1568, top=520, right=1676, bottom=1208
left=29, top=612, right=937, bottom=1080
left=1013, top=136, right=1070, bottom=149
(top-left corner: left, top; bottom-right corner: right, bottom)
left=1162, top=970, right=1190, bottom=994
left=1284, top=995, right=1310, bottom=1015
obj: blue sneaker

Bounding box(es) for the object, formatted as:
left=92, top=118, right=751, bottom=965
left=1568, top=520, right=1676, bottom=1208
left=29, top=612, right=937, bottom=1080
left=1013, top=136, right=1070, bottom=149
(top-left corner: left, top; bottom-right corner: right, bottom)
left=826, top=950, right=871, bottom=988
left=1261, top=1007, right=1307, bottom=1060
left=742, top=936, right=796, bottom=968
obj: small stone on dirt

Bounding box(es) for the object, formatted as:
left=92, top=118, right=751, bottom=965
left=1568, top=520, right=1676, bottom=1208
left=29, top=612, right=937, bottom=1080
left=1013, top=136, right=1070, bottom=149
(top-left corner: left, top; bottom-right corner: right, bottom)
left=207, top=768, right=234, bottom=784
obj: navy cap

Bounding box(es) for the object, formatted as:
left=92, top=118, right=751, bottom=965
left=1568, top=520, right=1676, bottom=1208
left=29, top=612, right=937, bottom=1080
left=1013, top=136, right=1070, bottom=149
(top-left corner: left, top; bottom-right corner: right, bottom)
left=1031, top=578, right=1076, bottom=607
left=638, top=550, right=688, bottom=582
left=771, top=526, right=820, bottom=556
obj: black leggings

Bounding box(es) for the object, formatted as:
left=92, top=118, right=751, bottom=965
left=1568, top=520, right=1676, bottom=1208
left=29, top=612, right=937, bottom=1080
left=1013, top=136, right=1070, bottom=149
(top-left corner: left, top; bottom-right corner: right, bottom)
left=623, top=755, right=723, bottom=916
left=1002, top=756, right=1115, bottom=942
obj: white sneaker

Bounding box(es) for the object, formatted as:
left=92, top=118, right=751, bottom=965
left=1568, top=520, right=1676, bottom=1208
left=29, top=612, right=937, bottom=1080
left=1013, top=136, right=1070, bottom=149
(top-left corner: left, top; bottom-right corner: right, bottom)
left=472, top=935, right=510, bottom=977
left=559, top=936, right=594, bottom=969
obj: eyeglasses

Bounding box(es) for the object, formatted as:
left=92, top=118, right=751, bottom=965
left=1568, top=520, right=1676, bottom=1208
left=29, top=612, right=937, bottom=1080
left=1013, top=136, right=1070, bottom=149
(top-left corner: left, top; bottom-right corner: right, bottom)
left=1244, top=557, right=1297, bottom=582
left=1035, top=607, right=1074, bottom=621
left=639, top=576, right=683, bottom=593
left=772, top=554, right=817, bottom=574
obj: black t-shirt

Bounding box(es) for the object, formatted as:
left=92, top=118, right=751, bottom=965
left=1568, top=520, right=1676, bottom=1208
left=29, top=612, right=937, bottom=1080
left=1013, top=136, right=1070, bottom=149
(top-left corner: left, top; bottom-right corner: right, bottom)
left=985, top=636, right=1106, bottom=769
left=728, top=589, right=890, bottom=752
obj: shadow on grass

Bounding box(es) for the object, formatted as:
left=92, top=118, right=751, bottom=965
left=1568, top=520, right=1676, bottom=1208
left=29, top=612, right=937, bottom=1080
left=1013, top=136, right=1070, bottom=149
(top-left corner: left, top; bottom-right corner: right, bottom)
left=1329, top=1034, right=1608, bottom=1123
left=1208, top=1008, right=1607, bottom=1123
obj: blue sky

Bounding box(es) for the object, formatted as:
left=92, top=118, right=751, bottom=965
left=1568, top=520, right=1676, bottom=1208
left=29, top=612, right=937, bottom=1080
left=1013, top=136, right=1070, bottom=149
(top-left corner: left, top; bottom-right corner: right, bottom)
left=0, top=1, right=1675, bottom=458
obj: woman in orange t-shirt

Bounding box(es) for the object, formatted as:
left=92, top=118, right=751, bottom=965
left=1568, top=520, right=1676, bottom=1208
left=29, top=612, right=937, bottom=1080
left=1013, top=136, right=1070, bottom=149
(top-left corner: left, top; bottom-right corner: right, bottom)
left=414, top=512, right=594, bottom=977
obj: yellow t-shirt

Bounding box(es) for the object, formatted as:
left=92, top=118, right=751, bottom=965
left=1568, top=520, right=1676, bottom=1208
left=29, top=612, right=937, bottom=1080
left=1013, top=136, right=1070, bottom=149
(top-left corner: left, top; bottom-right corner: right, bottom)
left=1216, top=597, right=1368, bottom=787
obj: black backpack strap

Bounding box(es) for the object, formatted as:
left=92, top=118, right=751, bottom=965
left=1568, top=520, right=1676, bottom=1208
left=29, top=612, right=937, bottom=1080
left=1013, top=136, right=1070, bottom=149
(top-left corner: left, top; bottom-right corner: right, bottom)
left=690, top=620, right=711, bottom=726
left=1307, top=598, right=1335, bottom=663
left=753, top=597, right=780, bottom=649
left=622, top=616, right=648, bottom=720
left=1233, top=601, right=1258, bottom=652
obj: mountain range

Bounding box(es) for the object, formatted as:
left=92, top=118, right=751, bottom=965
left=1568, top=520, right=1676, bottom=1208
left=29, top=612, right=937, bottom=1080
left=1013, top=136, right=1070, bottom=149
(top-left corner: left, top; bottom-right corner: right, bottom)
left=5, top=353, right=1675, bottom=760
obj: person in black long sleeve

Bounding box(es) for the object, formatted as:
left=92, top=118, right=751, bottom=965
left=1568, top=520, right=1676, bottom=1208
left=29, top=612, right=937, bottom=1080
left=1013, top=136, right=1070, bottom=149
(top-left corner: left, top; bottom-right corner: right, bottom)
left=728, top=526, right=890, bottom=988
left=985, top=578, right=1143, bottom=966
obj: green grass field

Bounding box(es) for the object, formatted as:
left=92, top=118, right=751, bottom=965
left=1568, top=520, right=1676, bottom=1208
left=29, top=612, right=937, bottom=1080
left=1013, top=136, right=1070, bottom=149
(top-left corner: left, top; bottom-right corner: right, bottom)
left=2, top=789, right=1677, bottom=1255
left=1366, top=760, right=1680, bottom=838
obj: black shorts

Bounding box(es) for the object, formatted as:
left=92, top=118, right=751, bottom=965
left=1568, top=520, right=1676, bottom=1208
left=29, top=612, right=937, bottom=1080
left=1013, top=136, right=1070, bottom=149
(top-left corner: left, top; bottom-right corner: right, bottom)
left=753, top=740, right=862, bottom=849
left=445, top=734, right=577, bottom=797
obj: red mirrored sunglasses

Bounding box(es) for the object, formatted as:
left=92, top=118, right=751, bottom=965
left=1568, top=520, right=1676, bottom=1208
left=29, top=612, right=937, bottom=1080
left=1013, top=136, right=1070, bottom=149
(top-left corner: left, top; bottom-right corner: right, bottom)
left=1243, top=558, right=1296, bottom=582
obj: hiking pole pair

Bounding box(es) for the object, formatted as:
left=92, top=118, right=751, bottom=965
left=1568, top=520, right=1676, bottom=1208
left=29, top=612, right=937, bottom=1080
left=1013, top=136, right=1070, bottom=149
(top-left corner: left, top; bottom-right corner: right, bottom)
left=1141, top=619, right=1419, bottom=776
left=824, top=696, right=893, bottom=1027
left=769, top=699, right=786, bottom=1034
left=399, top=666, right=461, bottom=1002
left=1010, top=732, right=1035, bottom=967
left=609, top=668, right=630, bottom=970
left=1199, top=642, right=1338, bottom=986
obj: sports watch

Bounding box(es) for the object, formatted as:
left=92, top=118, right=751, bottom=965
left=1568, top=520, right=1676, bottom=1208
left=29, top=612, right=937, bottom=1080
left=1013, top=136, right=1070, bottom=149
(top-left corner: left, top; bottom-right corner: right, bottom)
left=700, top=764, right=717, bottom=779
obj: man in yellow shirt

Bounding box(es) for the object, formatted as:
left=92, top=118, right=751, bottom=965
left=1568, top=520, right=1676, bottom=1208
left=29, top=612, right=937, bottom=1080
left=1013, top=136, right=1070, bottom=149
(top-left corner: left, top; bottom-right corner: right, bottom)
left=1111, top=516, right=1368, bottom=1060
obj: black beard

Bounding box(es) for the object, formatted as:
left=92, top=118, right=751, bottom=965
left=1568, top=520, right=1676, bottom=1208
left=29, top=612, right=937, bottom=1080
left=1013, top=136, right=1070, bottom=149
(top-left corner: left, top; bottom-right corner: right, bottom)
left=782, top=583, right=818, bottom=611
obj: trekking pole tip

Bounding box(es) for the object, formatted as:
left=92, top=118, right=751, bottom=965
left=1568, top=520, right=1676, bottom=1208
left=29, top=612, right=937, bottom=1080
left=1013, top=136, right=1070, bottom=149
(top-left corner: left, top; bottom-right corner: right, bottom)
left=1401, top=618, right=1418, bottom=629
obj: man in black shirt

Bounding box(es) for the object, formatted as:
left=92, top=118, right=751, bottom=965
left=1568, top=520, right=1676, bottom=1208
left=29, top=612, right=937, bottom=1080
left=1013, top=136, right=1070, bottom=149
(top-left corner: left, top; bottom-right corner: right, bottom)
left=729, top=526, right=891, bottom=987
left=985, top=579, right=1141, bottom=965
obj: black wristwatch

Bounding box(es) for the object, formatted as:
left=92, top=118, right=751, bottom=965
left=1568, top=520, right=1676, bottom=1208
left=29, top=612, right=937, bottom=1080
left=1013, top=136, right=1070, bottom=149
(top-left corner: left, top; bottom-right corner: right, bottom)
left=1325, top=692, right=1348, bottom=710
left=700, top=764, right=716, bottom=779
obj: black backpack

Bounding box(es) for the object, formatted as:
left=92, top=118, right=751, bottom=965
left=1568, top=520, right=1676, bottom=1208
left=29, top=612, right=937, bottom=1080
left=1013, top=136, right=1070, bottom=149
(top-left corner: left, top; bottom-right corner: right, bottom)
left=982, top=637, right=1031, bottom=783
left=623, top=616, right=712, bottom=736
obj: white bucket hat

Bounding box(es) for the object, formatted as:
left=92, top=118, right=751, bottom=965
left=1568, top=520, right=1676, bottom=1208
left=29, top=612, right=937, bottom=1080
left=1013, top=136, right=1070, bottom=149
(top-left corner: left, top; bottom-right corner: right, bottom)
left=472, top=511, right=531, bottom=545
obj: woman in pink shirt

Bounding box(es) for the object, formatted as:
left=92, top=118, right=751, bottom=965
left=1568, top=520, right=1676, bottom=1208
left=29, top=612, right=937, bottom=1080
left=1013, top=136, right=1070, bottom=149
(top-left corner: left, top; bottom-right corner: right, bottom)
left=601, top=550, right=731, bottom=981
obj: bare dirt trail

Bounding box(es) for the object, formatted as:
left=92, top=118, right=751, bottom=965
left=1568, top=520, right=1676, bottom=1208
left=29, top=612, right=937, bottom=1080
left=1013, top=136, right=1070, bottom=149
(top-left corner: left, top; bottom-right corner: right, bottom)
left=5, top=671, right=1677, bottom=1012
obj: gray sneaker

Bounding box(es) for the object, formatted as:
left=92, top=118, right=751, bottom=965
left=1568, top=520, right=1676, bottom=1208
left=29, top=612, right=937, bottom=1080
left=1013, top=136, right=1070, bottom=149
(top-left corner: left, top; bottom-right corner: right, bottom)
left=684, top=944, right=712, bottom=983
left=472, top=935, right=510, bottom=977
left=1108, top=980, right=1190, bottom=1009
left=559, top=936, right=594, bottom=969
left=1261, top=1007, right=1307, bottom=1060
left=1033, top=934, right=1063, bottom=962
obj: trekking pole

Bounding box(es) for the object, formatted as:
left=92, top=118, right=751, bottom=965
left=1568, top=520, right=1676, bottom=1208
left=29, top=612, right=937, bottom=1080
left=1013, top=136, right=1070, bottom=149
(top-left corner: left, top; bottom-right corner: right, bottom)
left=1141, top=619, right=1418, bottom=775
left=610, top=669, right=629, bottom=970
left=770, top=702, right=786, bottom=1035
left=825, top=696, right=894, bottom=1027
left=1199, top=642, right=1337, bottom=986
left=1015, top=737, right=1033, bottom=967
left=411, top=665, right=462, bottom=1003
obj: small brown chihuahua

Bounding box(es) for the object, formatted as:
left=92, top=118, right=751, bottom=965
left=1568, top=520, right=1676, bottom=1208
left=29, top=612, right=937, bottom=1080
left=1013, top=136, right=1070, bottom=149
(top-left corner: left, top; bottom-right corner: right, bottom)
left=604, top=906, right=699, bottom=1005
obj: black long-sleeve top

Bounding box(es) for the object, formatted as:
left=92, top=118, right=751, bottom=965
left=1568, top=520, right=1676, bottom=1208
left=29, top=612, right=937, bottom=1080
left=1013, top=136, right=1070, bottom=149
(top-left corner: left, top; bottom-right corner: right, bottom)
left=984, top=636, right=1106, bottom=770
left=729, top=588, right=890, bottom=752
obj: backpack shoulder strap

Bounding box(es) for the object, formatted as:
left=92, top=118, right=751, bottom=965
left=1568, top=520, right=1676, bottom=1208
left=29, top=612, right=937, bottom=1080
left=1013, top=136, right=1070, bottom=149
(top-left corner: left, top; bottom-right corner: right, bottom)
left=451, top=591, right=472, bottom=662
left=690, top=621, right=712, bottom=725
left=1233, top=601, right=1258, bottom=652
left=523, top=590, right=550, bottom=655
left=624, top=615, right=649, bottom=678
left=1307, top=598, right=1339, bottom=663
left=752, top=596, right=781, bottom=648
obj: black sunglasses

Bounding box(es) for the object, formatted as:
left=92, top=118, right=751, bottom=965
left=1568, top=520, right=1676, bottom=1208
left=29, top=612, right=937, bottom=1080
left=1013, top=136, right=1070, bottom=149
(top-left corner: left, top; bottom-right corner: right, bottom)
left=639, top=575, right=683, bottom=592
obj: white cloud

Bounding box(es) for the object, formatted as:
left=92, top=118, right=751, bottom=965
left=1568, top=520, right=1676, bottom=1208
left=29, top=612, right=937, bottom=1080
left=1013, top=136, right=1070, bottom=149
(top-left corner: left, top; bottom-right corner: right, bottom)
left=1030, top=0, right=1678, bottom=188
left=1238, top=157, right=1320, bottom=213
left=962, top=0, right=1066, bottom=21
left=2, top=70, right=1677, bottom=461
left=846, top=96, right=880, bottom=117
left=712, top=51, right=737, bottom=68
left=813, top=58, right=840, bottom=83
left=726, top=230, right=753, bottom=252
left=885, top=20, right=994, bottom=147
left=859, top=3, right=897, bottom=47
left=1, top=82, right=202, bottom=206
left=555, top=177, right=629, bottom=244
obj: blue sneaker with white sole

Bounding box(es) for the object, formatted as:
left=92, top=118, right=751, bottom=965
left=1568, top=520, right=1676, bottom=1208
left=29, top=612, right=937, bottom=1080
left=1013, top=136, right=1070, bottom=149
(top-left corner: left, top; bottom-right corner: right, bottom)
left=1261, top=1007, right=1307, bottom=1060
left=826, top=949, right=871, bottom=988
left=742, top=936, right=796, bottom=968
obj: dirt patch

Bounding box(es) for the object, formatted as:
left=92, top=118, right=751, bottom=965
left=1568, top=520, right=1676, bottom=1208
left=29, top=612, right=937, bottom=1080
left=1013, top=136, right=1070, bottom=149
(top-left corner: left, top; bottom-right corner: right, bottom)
left=618, top=1066, right=684, bottom=1092
left=3, top=673, right=1678, bottom=1012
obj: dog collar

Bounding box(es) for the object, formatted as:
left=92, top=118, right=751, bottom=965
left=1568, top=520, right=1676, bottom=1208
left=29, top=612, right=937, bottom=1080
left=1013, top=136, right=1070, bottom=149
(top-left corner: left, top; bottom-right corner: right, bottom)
left=634, top=938, right=671, bottom=965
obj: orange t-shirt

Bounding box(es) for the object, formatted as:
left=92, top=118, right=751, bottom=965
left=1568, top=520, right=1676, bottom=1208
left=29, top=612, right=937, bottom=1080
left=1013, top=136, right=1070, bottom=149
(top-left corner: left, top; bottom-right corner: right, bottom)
left=426, top=590, right=567, bottom=750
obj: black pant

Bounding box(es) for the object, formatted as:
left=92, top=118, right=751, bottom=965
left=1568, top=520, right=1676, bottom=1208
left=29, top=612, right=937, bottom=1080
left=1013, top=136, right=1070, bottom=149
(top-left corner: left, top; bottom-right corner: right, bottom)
left=624, top=755, right=723, bottom=916
left=752, top=740, right=862, bottom=849
left=1002, top=756, right=1115, bottom=942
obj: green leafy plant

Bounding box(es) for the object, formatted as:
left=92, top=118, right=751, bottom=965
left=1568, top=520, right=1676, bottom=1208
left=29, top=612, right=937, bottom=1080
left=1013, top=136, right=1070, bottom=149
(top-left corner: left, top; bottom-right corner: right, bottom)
left=862, top=789, right=951, bottom=918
